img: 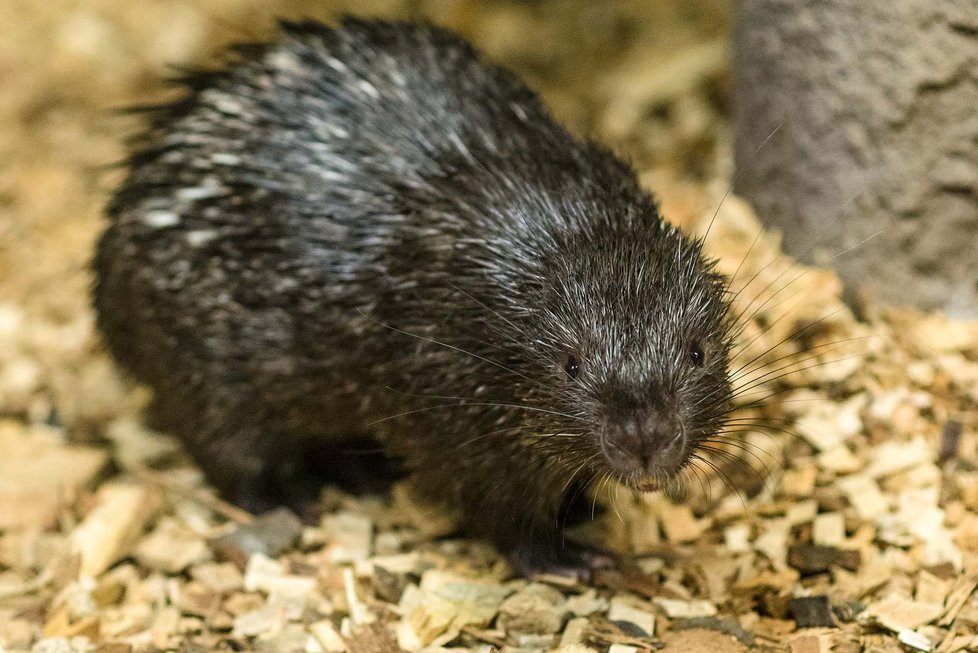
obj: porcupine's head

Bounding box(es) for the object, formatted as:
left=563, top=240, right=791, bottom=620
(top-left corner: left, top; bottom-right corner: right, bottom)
left=501, top=178, right=734, bottom=493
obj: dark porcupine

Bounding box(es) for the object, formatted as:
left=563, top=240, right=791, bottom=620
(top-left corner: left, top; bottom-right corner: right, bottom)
left=94, top=17, right=734, bottom=576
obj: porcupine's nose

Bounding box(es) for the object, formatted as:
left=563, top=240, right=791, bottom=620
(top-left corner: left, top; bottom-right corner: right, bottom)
left=601, top=408, right=685, bottom=477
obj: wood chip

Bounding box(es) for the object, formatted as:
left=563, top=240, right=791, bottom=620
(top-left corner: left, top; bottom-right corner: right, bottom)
left=780, top=466, right=817, bottom=497
left=838, top=475, right=889, bottom=521
left=788, top=595, right=834, bottom=628
left=210, top=508, right=302, bottom=568
left=566, top=589, right=608, bottom=617
left=869, top=593, right=944, bottom=632
left=396, top=572, right=510, bottom=650
left=69, top=481, right=159, bottom=578
left=659, top=502, right=711, bottom=543
left=0, top=424, right=108, bottom=529
left=789, top=633, right=833, bottom=653
left=723, top=524, right=752, bottom=553
left=817, top=445, right=862, bottom=474
left=812, top=512, right=846, bottom=546
left=916, top=570, right=949, bottom=608
left=608, top=598, right=655, bottom=637
left=898, top=628, right=933, bottom=652
left=190, top=562, right=244, bottom=593
left=795, top=396, right=864, bottom=451
left=659, top=628, right=747, bottom=653
left=323, top=511, right=374, bottom=564
left=497, top=582, right=568, bottom=636
left=556, top=617, right=590, bottom=650
left=788, top=544, right=860, bottom=575
left=608, top=645, right=639, bottom=653
left=134, top=518, right=210, bottom=573
left=786, top=500, right=819, bottom=526
left=311, top=620, right=349, bottom=652
left=865, top=437, right=933, bottom=479
left=653, top=597, right=717, bottom=618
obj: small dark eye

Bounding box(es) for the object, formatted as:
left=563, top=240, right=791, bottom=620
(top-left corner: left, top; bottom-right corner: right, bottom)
left=564, top=354, right=580, bottom=379
left=689, top=343, right=705, bottom=367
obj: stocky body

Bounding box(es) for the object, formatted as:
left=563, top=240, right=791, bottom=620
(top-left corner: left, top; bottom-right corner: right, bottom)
left=94, top=19, right=732, bottom=575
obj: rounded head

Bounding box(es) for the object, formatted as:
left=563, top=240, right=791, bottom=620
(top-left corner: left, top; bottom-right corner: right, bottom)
left=523, top=219, right=733, bottom=490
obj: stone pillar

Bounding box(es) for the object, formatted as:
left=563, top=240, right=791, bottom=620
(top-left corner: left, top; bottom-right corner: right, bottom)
left=733, top=0, right=978, bottom=316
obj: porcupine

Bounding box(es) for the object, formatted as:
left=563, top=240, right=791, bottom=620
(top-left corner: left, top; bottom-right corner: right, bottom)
left=94, top=17, right=734, bottom=576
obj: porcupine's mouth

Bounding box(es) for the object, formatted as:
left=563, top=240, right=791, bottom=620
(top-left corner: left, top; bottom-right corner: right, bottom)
left=607, top=452, right=688, bottom=493
left=634, top=478, right=662, bottom=492
left=621, top=453, right=692, bottom=492
left=623, top=472, right=674, bottom=493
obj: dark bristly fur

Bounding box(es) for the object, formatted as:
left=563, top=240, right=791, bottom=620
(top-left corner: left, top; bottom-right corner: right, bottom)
left=94, top=18, right=733, bottom=576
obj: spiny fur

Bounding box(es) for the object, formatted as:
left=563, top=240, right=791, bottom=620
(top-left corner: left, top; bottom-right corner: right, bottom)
left=94, top=18, right=734, bottom=568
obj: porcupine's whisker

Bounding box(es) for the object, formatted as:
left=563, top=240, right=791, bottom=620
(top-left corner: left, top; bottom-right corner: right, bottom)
left=690, top=453, right=749, bottom=516
left=672, top=468, right=690, bottom=503
left=730, top=291, right=835, bottom=359
left=365, top=401, right=585, bottom=427
left=706, top=435, right=784, bottom=474
left=731, top=334, right=870, bottom=381
left=665, top=466, right=686, bottom=500
left=446, top=281, right=529, bottom=346
left=591, top=473, right=611, bottom=522
left=555, top=458, right=598, bottom=542
left=701, top=442, right=775, bottom=489
left=453, top=424, right=538, bottom=451
left=727, top=382, right=838, bottom=407
left=742, top=263, right=848, bottom=327
left=724, top=248, right=789, bottom=324
left=357, top=308, right=547, bottom=389
left=680, top=463, right=697, bottom=506
left=721, top=223, right=838, bottom=327
left=733, top=326, right=876, bottom=383
left=716, top=421, right=795, bottom=436
left=709, top=430, right=786, bottom=452
left=728, top=283, right=859, bottom=362
left=728, top=261, right=817, bottom=345
left=730, top=346, right=863, bottom=396
left=558, top=456, right=598, bottom=504
left=719, top=414, right=795, bottom=424
left=702, top=122, right=784, bottom=243
left=690, top=461, right=714, bottom=508
left=723, top=198, right=878, bottom=311
left=678, top=468, right=697, bottom=501
left=730, top=353, right=867, bottom=396
left=725, top=263, right=880, bottom=385
left=608, top=480, right=626, bottom=525
left=733, top=387, right=861, bottom=406
left=698, top=437, right=783, bottom=478
left=724, top=226, right=881, bottom=347
left=715, top=431, right=793, bottom=452
left=377, top=384, right=588, bottom=426
left=733, top=349, right=867, bottom=392
left=696, top=444, right=773, bottom=497
left=523, top=429, right=588, bottom=441
left=723, top=229, right=763, bottom=299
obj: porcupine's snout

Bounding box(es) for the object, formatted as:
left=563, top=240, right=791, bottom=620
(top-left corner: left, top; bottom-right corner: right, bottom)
left=599, top=400, right=687, bottom=484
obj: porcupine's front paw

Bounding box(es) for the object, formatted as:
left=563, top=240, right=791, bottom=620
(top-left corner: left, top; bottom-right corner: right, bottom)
left=506, top=536, right=617, bottom=582
left=210, top=457, right=323, bottom=524
left=227, top=474, right=325, bottom=523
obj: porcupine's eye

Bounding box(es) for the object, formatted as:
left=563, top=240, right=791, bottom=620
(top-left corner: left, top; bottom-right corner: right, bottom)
left=563, top=353, right=580, bottom=380
left=689, top=342, right=705, bottom=367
